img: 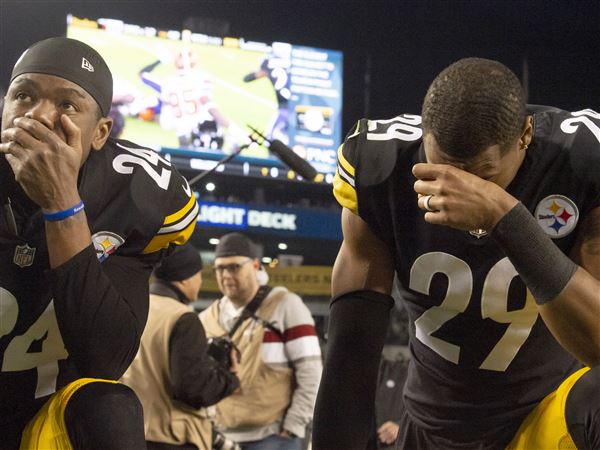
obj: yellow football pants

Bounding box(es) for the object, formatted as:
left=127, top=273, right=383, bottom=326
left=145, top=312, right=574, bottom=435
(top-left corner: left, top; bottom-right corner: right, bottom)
left=507, top=367, right=590, bottom=450
left=20, top=378, right=119, bottom=450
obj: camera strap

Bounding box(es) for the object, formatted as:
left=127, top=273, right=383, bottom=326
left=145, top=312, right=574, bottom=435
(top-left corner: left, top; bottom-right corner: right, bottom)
left=228, top=285, right=273, bottom=337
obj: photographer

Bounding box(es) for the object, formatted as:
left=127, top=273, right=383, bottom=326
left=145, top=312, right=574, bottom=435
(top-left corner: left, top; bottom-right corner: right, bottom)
left=122, top=243, right=240, bottom=450
left=200, top=233, right=322, bottom=450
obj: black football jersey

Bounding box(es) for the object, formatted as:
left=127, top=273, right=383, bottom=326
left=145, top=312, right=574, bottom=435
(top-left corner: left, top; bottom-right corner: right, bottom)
left=260, top=56, right=291, bottom=108
left=333, top=106, right=600, bottom=445
left=0, top=138, right=198, bottom=438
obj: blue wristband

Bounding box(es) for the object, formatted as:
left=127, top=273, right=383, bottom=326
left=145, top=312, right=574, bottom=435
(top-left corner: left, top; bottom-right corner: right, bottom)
left=42, top=201, right=85, bottom=222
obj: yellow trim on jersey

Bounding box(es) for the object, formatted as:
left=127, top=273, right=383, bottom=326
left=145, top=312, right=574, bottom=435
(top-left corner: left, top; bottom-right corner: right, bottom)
left=142, top=195, right=198, bottom=254
left=337, top=144, right=355, bottom=178
left=20, top=378, right=119, bottom=450
left=163, top=194, right=197, bottom=226
left=158, top=200, right=199, bottom=235
left=346, top=120, right=361, bottom=139
left=506, top=367, right=590, bottom=450
left=142, top=216, right=196, bottom=254
left=333, top=168, right=358, bottom=214
left=333, top=143, right=358, bottom=213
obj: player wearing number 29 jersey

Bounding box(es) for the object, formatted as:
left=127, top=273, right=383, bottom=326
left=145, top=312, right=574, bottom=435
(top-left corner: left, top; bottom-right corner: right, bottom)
left=332, top=105, right=600, bottom=447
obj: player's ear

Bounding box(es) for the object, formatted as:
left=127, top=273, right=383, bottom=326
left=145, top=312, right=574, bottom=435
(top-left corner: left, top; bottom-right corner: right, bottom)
left=519, top=116, right=533, bottom=148
left=91, top=116, right=113, bottom=151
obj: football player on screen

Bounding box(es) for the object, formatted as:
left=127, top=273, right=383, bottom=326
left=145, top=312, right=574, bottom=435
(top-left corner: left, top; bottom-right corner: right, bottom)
left=313, top=58, right=600, bottom=450
left=0, top=37, right=198, bottom=449
left=243, top=43, right=292, bottom=145
left=139, top=47, right=231, bottom=150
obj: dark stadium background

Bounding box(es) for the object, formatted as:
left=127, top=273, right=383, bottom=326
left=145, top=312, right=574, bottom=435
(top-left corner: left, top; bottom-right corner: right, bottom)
left=1, top=1, right=598, bottom=323
left=2, top=0, right=598, bottom=126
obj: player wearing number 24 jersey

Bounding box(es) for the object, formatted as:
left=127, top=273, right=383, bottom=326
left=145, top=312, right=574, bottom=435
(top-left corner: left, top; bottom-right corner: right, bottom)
left=0, top=37, right=198, bottom=449
left=313, top=58, right=600, bottom=450
left=0, top=136, right=198, bottom=447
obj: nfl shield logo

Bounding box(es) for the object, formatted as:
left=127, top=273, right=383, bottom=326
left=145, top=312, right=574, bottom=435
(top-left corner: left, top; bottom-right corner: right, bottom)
left=14, top=243, right=36, bottom=268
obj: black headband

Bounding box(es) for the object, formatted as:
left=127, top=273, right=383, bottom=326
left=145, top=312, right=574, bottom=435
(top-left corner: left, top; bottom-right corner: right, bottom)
left=10, top=37, right=113, bottom=116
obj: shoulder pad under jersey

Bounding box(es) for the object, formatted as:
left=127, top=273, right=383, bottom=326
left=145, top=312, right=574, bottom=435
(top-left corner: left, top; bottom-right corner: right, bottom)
left=333, top=115, right=423, bottom=214
left=530, top=106, right=600, bottom=189
left=80, top=138, right=197, bottom=259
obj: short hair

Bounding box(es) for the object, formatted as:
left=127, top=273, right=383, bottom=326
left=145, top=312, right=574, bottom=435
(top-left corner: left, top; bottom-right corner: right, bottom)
left=421, top=58, right=526, bottom=159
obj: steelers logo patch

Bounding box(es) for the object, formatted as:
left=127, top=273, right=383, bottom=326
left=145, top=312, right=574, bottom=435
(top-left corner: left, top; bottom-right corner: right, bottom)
left=92, top=231, right=125, bottom=262
left=534, top=195, right=579, bottom=239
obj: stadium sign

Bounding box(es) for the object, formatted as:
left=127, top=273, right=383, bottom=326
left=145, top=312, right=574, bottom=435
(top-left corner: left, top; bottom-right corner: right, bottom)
left=197, top=201, right=341, bottom=240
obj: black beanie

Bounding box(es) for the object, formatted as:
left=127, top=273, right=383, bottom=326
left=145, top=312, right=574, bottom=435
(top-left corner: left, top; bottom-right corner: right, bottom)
left=154, top=243, right=203, bottom=282
left=214, top=233, right=261, bottom=259
left=10, top=37, right=113, bottom=116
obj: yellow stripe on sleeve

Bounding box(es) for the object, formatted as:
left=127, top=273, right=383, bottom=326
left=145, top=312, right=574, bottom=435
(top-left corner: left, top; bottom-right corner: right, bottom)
left=142, top=217, right=197, bottom=254
left=333, top=169, right=358, bottom=214
left=163, top=194, right=196, bottom=226
left=337, top=144, right=355, bottom=178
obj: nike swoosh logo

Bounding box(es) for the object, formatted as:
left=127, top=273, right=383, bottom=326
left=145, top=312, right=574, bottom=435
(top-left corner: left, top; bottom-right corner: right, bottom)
left=182, top=179, right=192, bottom=197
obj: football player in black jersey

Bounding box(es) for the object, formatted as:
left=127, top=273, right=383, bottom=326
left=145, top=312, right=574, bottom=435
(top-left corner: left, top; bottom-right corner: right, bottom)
left=0, top=37, right=198, bottom=449
left=314, top=58, right=600, bottom=449
left=243, top=45, right=291, bottom=145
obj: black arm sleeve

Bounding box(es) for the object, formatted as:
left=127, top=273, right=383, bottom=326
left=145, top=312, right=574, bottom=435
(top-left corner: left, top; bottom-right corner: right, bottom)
left=51, top=245, right=153, bottom=379
left=169, top=312, right=240, bottom=409
left=313, top=290, right=394, bottom=450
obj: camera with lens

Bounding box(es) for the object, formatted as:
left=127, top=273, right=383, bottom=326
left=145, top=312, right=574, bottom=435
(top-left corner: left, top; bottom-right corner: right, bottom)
left=212, top=428, right=241, bottom=450
left=207, top=336, right=241, bottom=370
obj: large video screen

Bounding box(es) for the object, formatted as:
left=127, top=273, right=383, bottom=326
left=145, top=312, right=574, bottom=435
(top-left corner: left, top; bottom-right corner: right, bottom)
left=66, top=15, right=343, bottom=179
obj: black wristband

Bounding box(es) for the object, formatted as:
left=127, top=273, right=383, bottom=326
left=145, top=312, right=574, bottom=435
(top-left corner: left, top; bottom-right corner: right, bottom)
left=492, top=202, right=578, bottom=304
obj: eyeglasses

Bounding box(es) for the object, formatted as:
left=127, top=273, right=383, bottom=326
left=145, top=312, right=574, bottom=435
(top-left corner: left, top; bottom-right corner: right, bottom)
left=213, top=259, right=252, bottom=275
